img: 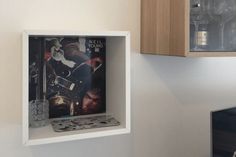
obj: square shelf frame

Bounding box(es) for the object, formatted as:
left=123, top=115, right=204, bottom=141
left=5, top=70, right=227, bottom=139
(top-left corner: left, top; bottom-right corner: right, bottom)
left=22, top=30, right=131, bottom=146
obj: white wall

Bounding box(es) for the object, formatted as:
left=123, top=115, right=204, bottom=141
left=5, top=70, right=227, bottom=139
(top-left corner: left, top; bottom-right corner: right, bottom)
left=0, top=0, right=236, bottom=157
left=132, top=55, right=236, bottom=157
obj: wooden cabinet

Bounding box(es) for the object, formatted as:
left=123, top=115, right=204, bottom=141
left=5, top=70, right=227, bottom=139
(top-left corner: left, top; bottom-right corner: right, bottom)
left=141, top=0, right=236, bottom=57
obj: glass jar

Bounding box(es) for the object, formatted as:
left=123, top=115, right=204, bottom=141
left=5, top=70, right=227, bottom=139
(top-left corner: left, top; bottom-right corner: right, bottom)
left=29, top=99, right=49, bottom=128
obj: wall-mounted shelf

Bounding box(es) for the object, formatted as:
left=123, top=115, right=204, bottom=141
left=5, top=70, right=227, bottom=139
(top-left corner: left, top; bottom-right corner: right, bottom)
left=141, top=0, right=236, bottom=57
left=22, top=30, right=131, bottom=146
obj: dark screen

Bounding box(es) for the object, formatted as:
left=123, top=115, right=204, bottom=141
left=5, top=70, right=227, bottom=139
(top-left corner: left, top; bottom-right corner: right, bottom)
left=212, top=107, right=236, bottom=157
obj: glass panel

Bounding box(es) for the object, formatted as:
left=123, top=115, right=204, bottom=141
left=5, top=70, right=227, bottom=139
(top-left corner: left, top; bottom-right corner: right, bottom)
left=190, top=0, right=236, bottom=52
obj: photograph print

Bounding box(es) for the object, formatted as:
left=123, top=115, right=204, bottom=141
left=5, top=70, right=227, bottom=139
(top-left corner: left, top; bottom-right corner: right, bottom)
left=29, top=36, right=106, bottom=118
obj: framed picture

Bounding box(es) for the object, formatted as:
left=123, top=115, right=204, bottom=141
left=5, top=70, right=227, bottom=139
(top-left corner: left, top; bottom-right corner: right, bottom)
left=28, top=35, right=106, bottom=118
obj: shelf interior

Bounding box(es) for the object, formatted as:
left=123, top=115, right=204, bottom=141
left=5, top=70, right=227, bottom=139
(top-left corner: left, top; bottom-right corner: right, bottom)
left=26, top=35, right=129, bottom=145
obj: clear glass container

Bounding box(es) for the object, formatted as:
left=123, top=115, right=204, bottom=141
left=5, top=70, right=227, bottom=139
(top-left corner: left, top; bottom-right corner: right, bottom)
left=29, top=99, right=49, bottom=128
left=190, top=0, right=210, bottom=51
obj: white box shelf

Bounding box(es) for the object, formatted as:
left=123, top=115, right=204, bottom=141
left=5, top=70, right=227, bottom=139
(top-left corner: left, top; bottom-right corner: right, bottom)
left=22, top=30, right=131, bottom=146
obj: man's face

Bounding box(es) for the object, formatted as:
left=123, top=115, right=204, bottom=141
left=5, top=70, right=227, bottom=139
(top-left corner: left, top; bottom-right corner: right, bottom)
left=82, top=90, right=101, bottom=114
